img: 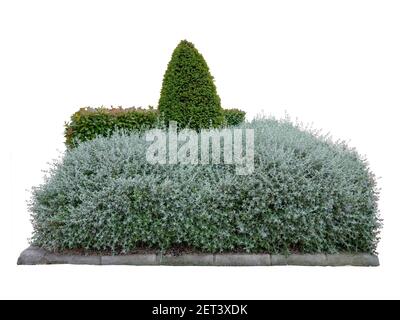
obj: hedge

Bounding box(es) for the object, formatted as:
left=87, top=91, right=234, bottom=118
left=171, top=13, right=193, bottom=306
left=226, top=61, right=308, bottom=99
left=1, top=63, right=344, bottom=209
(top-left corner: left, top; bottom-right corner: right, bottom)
left=65, top=106, right=246, bottom=147
left=223, top=108, right=246, bottom=126
left=64, top=107, right=159, bottom=148
left=158, top=40, right=224, bottom=130
left=31, top=117, right=381, bottom=254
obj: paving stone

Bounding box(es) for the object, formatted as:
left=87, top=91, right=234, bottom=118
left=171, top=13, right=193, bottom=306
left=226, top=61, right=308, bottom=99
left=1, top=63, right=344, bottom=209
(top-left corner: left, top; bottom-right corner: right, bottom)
left=44, top=253, right=101, bottom=265
left=214, top=254, right=271, bottom=266
left=326, top=254, right=379, bottom=267
left=286, top=254, right=328, bottom=266
left=17, top=246, right=48, bottom=265
left=161, top=254, right=214, bottom=266
left=101, top=254, right=157, bottom=265
left=271, top=255, right=288, bottom=266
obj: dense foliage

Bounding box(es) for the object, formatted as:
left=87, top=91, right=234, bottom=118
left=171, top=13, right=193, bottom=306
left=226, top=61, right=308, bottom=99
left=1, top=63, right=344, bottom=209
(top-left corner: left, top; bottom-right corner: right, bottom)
left=223, top=108, right=246, bottom=126
left=31, top=117, right=380, bottom=254
left=158, top=40, right=224, bottom=130
left=65, top=106, right=246, bottom=148
left=64, top=107, right=159, bottom=147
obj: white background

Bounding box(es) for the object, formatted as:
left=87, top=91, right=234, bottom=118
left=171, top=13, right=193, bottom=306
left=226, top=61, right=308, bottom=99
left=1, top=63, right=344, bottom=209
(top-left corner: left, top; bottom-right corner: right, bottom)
left=1, top=0, right=399, bottom=299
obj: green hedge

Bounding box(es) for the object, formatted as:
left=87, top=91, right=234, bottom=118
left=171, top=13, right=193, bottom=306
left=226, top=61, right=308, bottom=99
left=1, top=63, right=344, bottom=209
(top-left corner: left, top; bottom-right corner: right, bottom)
left=158, top=40, right=224, bottom=130
left=65, top=106, right=246, bottom=147
left=223, top=108, right=246, bottom=126
left=64, top=107, right=159, bottom=147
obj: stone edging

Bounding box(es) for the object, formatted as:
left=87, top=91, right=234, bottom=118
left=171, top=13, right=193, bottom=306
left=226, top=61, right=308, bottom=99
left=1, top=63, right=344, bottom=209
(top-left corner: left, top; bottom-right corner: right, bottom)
left=17, top=246, right=379, bottom=267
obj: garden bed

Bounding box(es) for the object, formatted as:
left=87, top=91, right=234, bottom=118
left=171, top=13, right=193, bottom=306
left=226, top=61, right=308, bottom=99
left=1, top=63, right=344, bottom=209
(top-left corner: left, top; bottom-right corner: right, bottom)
left=17, top=246, right=379, bottom=266
left=21, top=41, right=381, bottom=264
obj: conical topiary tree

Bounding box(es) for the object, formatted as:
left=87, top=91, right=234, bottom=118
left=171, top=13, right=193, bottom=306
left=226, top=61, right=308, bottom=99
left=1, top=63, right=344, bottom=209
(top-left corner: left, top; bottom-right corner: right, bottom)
left=158, top=40, right=224, bottom=130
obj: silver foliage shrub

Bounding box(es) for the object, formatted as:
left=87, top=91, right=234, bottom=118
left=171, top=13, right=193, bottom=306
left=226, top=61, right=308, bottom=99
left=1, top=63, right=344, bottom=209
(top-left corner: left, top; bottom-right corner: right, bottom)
left=30, top=117, right=381, bottom=253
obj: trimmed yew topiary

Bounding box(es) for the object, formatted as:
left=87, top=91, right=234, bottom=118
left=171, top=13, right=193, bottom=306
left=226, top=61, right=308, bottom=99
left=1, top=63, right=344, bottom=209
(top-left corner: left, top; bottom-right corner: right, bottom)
left=158, top=40, right=224, bottom=130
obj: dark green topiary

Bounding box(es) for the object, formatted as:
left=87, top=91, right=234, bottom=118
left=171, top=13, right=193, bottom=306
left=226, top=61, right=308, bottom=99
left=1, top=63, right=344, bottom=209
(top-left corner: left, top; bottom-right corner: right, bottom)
left=158, top=40, right=224, bottom=130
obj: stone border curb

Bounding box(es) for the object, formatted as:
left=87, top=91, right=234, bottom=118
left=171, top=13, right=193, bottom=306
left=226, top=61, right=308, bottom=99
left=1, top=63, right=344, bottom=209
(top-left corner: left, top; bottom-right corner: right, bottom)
left=17, top=246, right=379, bottom=267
